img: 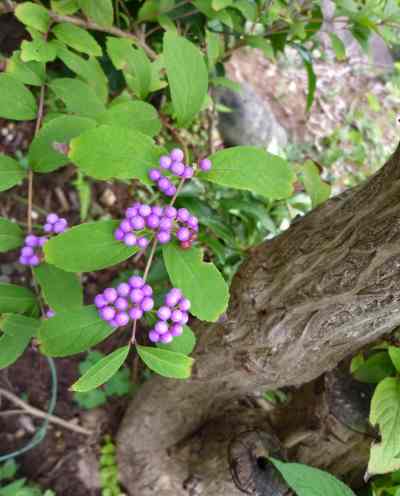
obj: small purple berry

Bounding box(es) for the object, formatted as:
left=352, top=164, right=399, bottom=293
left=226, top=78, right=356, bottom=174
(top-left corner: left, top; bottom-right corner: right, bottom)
left=46, top=213, right=58, bottom=224
left=164, top=206, right=177, bottom=219
left=25, top=235, right=38, bottom=247
left=129, top=307, right=143, bottom=320
left=117, top=283, right=131, bottom=297
left=170, top=148, right=184, bottom=162
left=130, top=288, right=144, bottom=304
left=132, top=202, right=141, bottom=209
left=139, top=204, right=152, bottom=217
left=38, top=236, right=48, bottom=247
left=30, top=255, right=40, bottom=266
left=160, top=332, right=173, bottom=344
left=19, top=255, right=29, bottom=265
left=149, top=330, right=160, bottom=342
left=181, top=312, right=189, bottom=325
left=53, top=220, right=67, bottom=233
left=152, top=205, right=164, bottom=217
left=124, top=233, right=137, bottom=246
left=155, top=321, right=169, bottom=335
left=109, top=319, right=119, bottom=328
left=120, top=219, right=132, bottom=233
left=179, top=298, right=191, bottom=311
left=137, top=237, right=149, bottom=249
left=130, top=216, right=145, bottom=230
left=157, top=230, right=171, bottom=244
left=115, top=312, right=130, bottom=327
left=21, top=246, right=34, bottom=257
left=43, top=223, right=53, bottom=233
left=171, top=162, right=185, bottom=176
left=148, top=168, right=161, bottom=181
left=114, top=228, right=125, bottom=241
left=159, top=217, right=173, bottom=231
left=165, top=185, right=177, bottom=197
left=165, top=289, right=181, bottom=307
left=142, top=284, right=153, bottom=296
left=46, top=309, right=56, bottom=318
left=141, top=297, right=154, bottom=312
left=129, top=276, right=144, bottom=288
left=183, top=166, right=194, bottom=179
left=104, top=287, right=118, bottom=303
left=125, top=207, right=138, bottom=218
left=157, top=306, right=171, bottom=321
left=177, top=227, right=190, bottom=242
left=158, top=177, right=171, bottom=192
left=170, top=324, right=183, bottom=337
left=171, top=309, right=183, bottom=323
left=146, top=214, right=160, bottom=229
left=177, top=208, right=190, bottom=222
left=115, top=297, right=129, bottom=311
left=100, top=306, right=116, bottom=321
left=187, top=215, right=198, bottom=228
left=159, top=155, right=172, bottom=169
left=94, top=294, right=107, bottom=308
left=199, top=158, right=212, bottom=171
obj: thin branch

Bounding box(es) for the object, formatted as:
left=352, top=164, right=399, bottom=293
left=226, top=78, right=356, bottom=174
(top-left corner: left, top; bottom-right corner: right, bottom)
left=0, top=387, right=93, bottom=436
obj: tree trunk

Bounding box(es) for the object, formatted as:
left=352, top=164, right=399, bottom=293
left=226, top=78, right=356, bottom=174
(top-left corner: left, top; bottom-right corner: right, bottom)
left=118, top=143, right=400, bottom=495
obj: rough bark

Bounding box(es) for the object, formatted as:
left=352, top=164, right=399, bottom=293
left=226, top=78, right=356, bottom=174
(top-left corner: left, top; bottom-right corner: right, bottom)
left=118, top=143, right=400, bottom=495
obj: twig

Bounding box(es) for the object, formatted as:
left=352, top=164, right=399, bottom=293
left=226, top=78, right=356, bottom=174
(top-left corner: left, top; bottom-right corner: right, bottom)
left=160, top=115, right=189, bottom=162
left=0, top=387, right=93, bottom=436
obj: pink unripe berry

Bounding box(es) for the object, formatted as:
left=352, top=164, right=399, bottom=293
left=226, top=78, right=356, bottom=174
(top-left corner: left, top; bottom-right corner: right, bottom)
left=170, top=148, right=184, bottom=162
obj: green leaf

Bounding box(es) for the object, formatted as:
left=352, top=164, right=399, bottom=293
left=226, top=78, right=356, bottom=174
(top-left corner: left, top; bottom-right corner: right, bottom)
left=136, top=345, right=194, bottom=379
left=329, top=32, right=346, bottom=61
left=51, top=0, right=80, bottom=15
left=0, top=74, right=37, bottom=121
left=6, top=51, right=45, bottom=86
left=0, top=314, right=40, bottom=369
left=270, top=459, right=356, bottom=496
left=389, top=346, right=400, bottom=373
left=0, top=460, right=18, bottom=480
left=15, top=2, right=50, bottom=33
left=33, top=263, right=83, bottom=312
left=232, top=0, right=257, bottom=21
left=79, top=0, right=114, bottom=27
left=157, top=325, right=196, bottom=355
left=206, top=30, right=221, bottom=70
left=0, top=154, right=26, bottom=192
left=368, top=377, right=400, bottom=475
left=301, top=160, right=330, bottom=208
left=98, top=101, right=161, bottom=136
left=107, top=38, right=152, bottom=99
left=352, top=352, right=395, bottom=384
left=29, top=115, right=97, bottom=173
left=52, top=23, right=102, bottom=56
left=164, top=32, right=208, bottom=127
left=69, top=125, right=163, bottom=181
left=246, top=36, right=274, bottom=58
left=21, top=39, right=57, bottom=63
left=39, top=306, right=115, bottom=357
left=212, top=0, right=232, bottom=10
left=44, top=220, right=138, bottom=272
left=0, top=219, right=23, bottom=252
left=72, top=345, right=130, bottom=392
left=203, top=146, right=295, bottom=200
left=0, top=283, right=38, bottom=316
left=56, top=43, right=108, bottom=102
left=296, top=46, right=316, bottom=112
left=74, top=389, right=107, bottom=409
left=163, top=243, right=229, bottom=322
left=49, top=78, right=106, bottom=118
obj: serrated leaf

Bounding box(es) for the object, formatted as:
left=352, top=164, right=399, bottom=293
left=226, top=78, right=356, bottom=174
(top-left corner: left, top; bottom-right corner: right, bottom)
left=368, top=377, right=400, bottom=475
left=98, top=101, right=161, bottom=136
left=52, top=23, right=102, bottom=56
left=0, top=154, right=26, bottom=192
left=33, top=263, right=83, bottom=312
left=51, top=0, right=80, bottom=15
left=0, top=283, right=38, bottom=316
left=329, top=32, right=346, bottom=60
left=15, top=2, right=50, bottom=33
left=44, top=220, right=138, bottom=272
left=79, top=0, right=114, bottom=27
left=21, top=39, right=57, bottom=63
left=202, top=146, right=295, bottom=200
left=157, top=325, right=196, bottom=355
left=49, top=78, right=106, bottom=118
left=0, top=219, right=23, bottom=252
left=302, top=160, right=330, bottom=207
left=0, top=74, right=37, bottom=121
left=0, top=314, right=40, bottom=369
left=29, top=115, right=97, bottom=173
left=163, top=243, right=229, bottom=322
left=39, top=306, right=115, bottom=356
left=72, top=345, right=130, bottom=392
left=6, top=51, right=45, bottom=86
left=69, top=125, right=163, bottom=181
left=270, top=459, right=356, bottom=496
left=164, top=32, right=208, bottom=127
left=136, top=345, right=194, bottom=379
left=389, top=347, right=400, bottom=373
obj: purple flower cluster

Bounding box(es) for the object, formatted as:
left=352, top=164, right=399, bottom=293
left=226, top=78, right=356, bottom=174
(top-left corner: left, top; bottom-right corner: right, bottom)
left=19, top=234, right=48, bottom=266
left=43, top=213, right=68, bottom=234
left=148, top=149, right=212, bottom=197
left=95, top=276, right=154, bottom=328
left=148, top=288, right=190, bottom=344
left=114, top=203, right=199, bottom=249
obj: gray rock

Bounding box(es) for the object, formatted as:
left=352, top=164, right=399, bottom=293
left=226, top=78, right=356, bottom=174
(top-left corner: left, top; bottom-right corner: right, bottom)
left=214, top=82, right=288, bottom=153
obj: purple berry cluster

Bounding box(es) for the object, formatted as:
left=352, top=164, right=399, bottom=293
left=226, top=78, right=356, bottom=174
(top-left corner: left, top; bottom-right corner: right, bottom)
left=148, top=149, right=212, bottom=197
left=114, top=203, right=199, bottom=249
left=95, top=276, right=154, bottom=328
left=19, top=213, right=69, bottom=267
left=148, top=288, right=190, bottom=344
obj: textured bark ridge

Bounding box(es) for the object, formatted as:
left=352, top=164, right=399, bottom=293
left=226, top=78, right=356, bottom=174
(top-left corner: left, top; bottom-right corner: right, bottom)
left=118, top=144, right=400, bottom=495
